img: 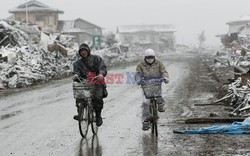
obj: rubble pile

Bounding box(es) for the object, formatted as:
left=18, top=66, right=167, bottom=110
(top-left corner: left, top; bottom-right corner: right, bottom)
left=213, top=76, right=250, bottom=117
left=92, top=46, right=170, bottom=66
left=0, top=20, right=29, bottom=47
left=0, top=20, right=77, bottom=89
left=92, top=49, right=143, bottom=66
left=214, top=27, right=250, bottom=70
left=211, top=44, right=250, bottom=117
left=199, top=54, right=250, bottom=117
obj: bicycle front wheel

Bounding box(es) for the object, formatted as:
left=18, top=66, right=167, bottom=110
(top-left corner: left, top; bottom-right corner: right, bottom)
left=78, top=104, right=89, bottom=138
left=151, top=100, right=158, bottom=136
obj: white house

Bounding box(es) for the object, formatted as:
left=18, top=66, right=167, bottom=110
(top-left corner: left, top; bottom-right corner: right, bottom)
left=227, top=16, right=250, bottom=34
left=116, top=24, right=176, bottom=51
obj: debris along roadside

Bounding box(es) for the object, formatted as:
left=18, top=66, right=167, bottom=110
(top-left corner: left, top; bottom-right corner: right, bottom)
left=174, top=54, right=250, bottom=136
left=0, top=20, right=76, bottom=89
left=209, top=40, right=250, bottom=117
left=189, top=51, right=250, bottom=123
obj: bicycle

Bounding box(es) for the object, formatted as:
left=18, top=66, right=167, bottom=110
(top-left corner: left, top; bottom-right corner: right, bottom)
left=141, top=79, right=163, bottom=136
left=73, top=76, right=99, bottom=138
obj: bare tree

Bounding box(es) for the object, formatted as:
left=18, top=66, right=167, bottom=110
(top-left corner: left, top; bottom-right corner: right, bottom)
left=104, top=32, right=117, bottom=47
left=197, top=30, right=206, bottom=48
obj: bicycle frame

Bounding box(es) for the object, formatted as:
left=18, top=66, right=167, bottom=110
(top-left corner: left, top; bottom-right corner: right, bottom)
left=78, top=97, right=97, bottom=138
left=149, top=98, right=158, bottom=136
left=73, top=76, right=99, bottom=138
left=140, top=78, right=163, bottom=136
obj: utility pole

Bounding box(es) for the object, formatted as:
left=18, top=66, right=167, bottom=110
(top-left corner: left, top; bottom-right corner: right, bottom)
left=25, top=0, right=28, bottom=25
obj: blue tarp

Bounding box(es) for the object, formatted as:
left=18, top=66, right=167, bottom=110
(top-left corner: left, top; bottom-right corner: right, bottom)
left=173, top=117, right=250, bottom=134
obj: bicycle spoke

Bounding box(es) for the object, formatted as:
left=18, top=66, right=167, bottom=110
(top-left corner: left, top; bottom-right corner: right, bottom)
left=91, top=110, right=98, bottom=135
left=79, top=105, right=89, bottom=138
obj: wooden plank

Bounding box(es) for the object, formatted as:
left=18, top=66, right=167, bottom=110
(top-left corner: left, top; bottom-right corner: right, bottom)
left=194, top=102, right=228, bottom=106
left=185, top=117, right=246, bottom=124
left=0, top=56, right=8, bottom=62
left=233, top=65, right=247, bottom=73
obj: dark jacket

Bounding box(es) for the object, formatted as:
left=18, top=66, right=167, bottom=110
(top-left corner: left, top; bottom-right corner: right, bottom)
left=73, top=54, right=107, bottom=79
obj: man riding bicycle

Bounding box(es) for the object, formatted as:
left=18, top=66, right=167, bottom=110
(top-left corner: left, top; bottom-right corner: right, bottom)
left=136, top=49, right=169, bottom=130
left=73, top=43, right=107, bottom=127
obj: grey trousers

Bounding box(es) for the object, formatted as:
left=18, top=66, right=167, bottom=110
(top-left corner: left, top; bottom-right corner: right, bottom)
left=141, top=89, right=165, bottom=121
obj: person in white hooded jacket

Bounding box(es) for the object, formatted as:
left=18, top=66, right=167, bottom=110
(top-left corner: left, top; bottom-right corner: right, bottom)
left=136, top=49, right=169, bottom=130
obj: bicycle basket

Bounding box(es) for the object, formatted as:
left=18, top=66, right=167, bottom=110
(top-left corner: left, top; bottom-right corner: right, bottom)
left=73, top=82, right=96, bottom=98
left=141, top=83, right=162, bottom=99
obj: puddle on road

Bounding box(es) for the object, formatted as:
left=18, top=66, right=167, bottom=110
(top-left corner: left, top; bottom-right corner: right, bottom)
left=77, top=135, right=102, bottom=156
left=141, top=134, right=158, bottom=156
left=191, top=92, right=215, bottom=101
left=0, top=110, right=22, bottom=120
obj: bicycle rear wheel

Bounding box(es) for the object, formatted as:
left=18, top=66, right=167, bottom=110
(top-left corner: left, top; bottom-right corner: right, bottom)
left=91, top=111, right=98, bottom=135
left=78, top=104, right=89, bottom=138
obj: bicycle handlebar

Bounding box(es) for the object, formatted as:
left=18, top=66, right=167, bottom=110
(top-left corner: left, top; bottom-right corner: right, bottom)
left=139, top=78, right=163, bottom=85
left=73, top=76, right=99, bottom=83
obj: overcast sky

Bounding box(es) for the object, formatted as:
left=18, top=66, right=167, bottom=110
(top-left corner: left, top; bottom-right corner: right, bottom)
left=1, top=0, right=250, bottom=46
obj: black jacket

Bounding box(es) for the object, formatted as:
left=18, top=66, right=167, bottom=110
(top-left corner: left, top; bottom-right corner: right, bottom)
left=73, top=54, right=107, bottom=79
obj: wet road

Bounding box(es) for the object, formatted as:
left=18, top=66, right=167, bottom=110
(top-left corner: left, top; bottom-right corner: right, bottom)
left=0, top=54, right=187, bottom=155
left=1, top=54, right=248, bottom=156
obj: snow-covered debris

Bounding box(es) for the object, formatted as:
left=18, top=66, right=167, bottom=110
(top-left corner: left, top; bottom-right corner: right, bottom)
left=0, top=20, right=29, bottom=47
left=0, top=20, right=76, bottom=88
left=91, top=46, right=169, bottom=66
left=0, top=44, right=73, bottom=88
left=0, top=19, right=176, bottom=89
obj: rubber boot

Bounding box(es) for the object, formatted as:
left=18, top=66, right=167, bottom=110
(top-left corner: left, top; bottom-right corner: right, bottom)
left=73, top=105, right=80, bottom=121
left=142, top=121, right=150, bottom=130
left=158, top=104, right=165, bottom=112
left=96, top=110, right=103, bottom=127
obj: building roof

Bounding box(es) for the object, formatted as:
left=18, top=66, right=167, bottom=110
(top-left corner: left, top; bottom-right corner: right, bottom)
left=9, top=0, right=64, bottom=14
left=117, top=24, right=176, bottom=33
left=227, top=15, right=250, bottom=25
left=58, top=20, right=75, bottom=31
left=215, top=34, right=228, bottom=38
left=75, top=18, right=102, bottom=29
left=57, top=20, right=92, bottom=35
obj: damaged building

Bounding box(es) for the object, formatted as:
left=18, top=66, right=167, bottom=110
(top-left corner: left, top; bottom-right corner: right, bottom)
left=9, top=0, right=64, bottom=31
left=57, top=18, right=103, bottom=46
left=216, top=16, right=250, bottom=48
left=116, top=24, right=176, bottom=51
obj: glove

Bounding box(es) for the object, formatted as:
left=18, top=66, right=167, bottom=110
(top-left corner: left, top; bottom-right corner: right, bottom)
left=98, top=74, right=104, bottom=80
left=163, top=77, right=169, bottom=84
left=136, top=80, right=142, bottom=85
left=136, top=76, right=142, bottom=85
left=73, top=75, right=79, bottom=81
